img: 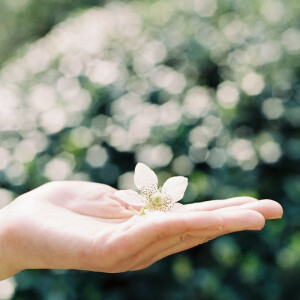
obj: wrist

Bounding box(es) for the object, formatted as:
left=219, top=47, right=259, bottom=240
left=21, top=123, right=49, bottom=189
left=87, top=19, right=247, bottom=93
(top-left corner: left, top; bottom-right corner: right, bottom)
left=0, top=204, right=23, bottom=280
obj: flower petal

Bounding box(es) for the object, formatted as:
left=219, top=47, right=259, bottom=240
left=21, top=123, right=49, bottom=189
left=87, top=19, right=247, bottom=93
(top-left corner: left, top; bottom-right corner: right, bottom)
left=115, top=190, right=144, bottom=206
left=162, top=176, right=188, bottom=202
left=134, top=163, right=158, bottom=190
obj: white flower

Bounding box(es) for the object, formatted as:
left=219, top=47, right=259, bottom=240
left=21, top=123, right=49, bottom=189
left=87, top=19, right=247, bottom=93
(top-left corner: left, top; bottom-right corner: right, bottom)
left=115, top=163, right=188, bottom=213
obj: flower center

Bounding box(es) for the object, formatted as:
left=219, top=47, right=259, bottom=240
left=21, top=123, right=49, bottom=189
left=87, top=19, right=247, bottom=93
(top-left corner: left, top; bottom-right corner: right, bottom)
left=150, top=192, right=164, bottom=205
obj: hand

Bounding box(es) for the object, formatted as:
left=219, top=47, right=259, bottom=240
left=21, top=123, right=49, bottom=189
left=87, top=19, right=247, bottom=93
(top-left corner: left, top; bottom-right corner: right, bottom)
left=0, top=181, right=283, bottom=280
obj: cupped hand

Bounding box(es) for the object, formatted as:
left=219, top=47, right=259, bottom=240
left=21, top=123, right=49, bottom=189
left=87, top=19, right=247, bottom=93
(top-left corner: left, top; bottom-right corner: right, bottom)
left=0, top=181, right=283, bottom=280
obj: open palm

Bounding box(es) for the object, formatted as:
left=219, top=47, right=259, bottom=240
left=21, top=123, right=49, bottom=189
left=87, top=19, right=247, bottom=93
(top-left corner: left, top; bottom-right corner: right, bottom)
left=1, top=181, right=282, bottom=279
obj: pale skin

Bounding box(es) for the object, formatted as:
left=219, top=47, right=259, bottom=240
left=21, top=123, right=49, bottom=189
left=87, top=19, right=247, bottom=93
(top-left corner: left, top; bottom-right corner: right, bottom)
left=0, top=181, right=283, bottom=281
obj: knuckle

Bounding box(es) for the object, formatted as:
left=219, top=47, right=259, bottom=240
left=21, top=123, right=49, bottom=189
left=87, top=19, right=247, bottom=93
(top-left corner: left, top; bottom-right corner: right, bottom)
left=240, top=196, right=258, bottom=202
left=179, top=233, right=192, bottom=243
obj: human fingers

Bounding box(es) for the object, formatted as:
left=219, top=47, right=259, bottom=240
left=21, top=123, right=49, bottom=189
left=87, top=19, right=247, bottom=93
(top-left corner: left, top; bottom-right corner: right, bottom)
left=132, top=209, right=263, bottom=259
left=216, top=209, right=265, bottom=233
left=179, top=196, right=258, bottom=212
left=110, top=194, right=143, bottom=211
left=213, top=199, right=283, bottom=220
left=133, top=210, right=265, bottom=270
left=67, top=194, right=135, bottom=220
left=129, top=209, right=265, bottom=271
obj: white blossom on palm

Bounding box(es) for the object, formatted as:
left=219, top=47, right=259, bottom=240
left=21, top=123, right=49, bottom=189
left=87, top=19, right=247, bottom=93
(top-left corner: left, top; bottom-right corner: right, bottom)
left=115, top=163, right=188, bottom=213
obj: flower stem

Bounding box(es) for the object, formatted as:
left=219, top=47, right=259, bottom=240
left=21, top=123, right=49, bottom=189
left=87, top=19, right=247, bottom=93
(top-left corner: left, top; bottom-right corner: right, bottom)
left=138, top=207, right=146, bottom=216
left=128, top=206, right=139, bottom=214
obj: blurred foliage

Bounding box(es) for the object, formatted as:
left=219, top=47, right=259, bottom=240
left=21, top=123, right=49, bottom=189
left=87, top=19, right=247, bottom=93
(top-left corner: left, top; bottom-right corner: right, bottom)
left=0, top=0, right=299, bottom=299
left=0, top=0, right=110, bottom=68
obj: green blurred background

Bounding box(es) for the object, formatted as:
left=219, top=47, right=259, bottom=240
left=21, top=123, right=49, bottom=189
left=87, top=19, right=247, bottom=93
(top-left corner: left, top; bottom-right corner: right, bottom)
left=0, top=0, right=299, bottom=299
